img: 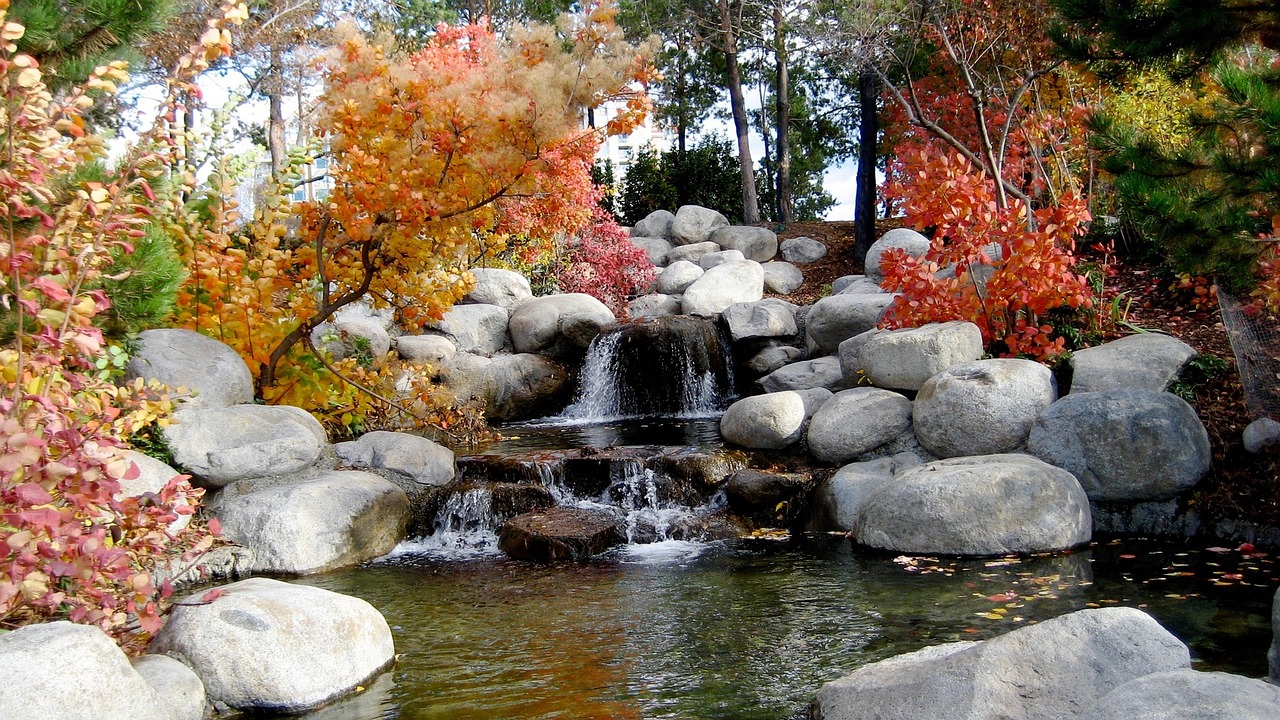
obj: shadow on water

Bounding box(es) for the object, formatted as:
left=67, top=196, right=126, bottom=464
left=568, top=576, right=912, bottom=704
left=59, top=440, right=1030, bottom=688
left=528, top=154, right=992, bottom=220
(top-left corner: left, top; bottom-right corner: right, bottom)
left=291, top=535, right=1279, bottom=720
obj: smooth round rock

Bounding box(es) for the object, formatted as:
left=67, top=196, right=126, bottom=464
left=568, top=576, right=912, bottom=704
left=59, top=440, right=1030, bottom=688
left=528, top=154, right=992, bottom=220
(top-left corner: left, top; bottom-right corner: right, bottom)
left=1068, top=333, right=1196, bottom=394
left=126, top=328, right=253, bottom=409
left=806, top=387, right=913, bottom=464
left=723, top=299, right=799, bottom=342
left=461, top=268, right=533, bottom=312
left=629, top=236, right=673, bottom=266
left=720, top=391, right=807, bottom=449
left=671, top=205, right=729, bottom=245
left=656, top=260, right=704, bottom=294
left=163, top=404, right=328, bottom=487
left=865, top=227, right=931, bottom=282
left=759, top=356, right=845, bottom=393
left=1080, top=669, right=1280, bottom=720
left=681, top=260, right=765, bottom=317
left=132, top=654, right=207, bottom=720
left=709, top=225, right=779, bottom=262
left=762, top=261, right=804, bottom=294
left=394, top=334, right=457, bottom=365
left=913, top=358, right=1058, bottom=458
left=780, top=236, right=827, bottom=263
left=805, top=293, right=895, bottom=356
left=857, top=321, right=984, bottom=391
left=508, top=294, right=615, bottom=356
left=430, top=303, right=509, bottom=355
left=635, top=209, right=676, bottom=240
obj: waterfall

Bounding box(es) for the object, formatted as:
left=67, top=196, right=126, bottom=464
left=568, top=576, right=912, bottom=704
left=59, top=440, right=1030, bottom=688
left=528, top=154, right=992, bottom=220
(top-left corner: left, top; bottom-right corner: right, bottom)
left=397, top=487, right=500, bottom=558
left=563, top=316, right=734, bottom=421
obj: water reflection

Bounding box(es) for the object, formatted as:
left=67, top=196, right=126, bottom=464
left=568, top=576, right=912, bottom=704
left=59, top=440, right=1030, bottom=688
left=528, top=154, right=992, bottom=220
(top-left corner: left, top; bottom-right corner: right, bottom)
left=485, top=418, right=725, bottom=454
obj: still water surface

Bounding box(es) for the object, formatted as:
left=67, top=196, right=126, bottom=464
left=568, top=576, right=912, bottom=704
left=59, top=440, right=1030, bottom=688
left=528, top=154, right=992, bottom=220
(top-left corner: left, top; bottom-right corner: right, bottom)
left=289, top=535, right=1278, bottom=720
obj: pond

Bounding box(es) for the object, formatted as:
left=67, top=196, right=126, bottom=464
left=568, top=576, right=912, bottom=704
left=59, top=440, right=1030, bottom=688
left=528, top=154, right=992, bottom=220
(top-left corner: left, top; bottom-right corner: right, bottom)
left=288, top=534, right=1278, bottom=720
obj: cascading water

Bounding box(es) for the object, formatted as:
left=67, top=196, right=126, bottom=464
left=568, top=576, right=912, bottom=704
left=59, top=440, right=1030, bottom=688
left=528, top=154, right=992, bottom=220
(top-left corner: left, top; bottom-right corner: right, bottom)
left=563, top=316, right=734, bottom=421
left=396, top=487, right=500, bottom=558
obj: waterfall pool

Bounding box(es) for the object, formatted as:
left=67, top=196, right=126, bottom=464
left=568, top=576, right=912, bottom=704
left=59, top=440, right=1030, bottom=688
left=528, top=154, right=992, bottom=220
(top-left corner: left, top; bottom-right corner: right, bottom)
left=286, top=535, right=1278, bottom=720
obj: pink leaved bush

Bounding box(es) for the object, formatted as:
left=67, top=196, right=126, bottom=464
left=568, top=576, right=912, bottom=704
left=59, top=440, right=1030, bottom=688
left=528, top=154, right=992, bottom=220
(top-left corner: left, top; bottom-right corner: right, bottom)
left=559, top=209, right=656, bottom=318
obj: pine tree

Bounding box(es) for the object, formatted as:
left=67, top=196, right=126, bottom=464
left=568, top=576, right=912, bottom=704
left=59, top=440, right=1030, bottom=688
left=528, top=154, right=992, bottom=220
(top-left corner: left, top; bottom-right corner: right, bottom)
left=10, top=0, right=172, bottom=87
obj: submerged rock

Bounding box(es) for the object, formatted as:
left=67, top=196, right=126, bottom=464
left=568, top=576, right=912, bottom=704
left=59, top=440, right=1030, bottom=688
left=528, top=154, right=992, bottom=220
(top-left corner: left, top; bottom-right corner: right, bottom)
left=499, top=507, right=626, bottom=561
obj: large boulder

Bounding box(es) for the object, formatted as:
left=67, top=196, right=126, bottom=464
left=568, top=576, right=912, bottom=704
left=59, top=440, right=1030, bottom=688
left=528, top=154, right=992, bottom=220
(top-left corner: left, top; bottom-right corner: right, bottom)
left=699, top=248, right=746, bottom=269
left=131, top=654, right=207, bottom=720
left=814, top=607, right=1190, bottom=720
left=151, top=577, right=395, bottom=714
left=430, top=303, right=509, bottom=356
left=671, top=204, right=729, bottom=245
left=811, top=457, right=896, bottom=531
left=435, top=352, right=570, bottom=421
left=163, top=404, right=328, bottom=487
left=913, top=358, right=1058, bottom=458
left=335, top=430, right=456, bottom=488
left=853, top=454, right=1092, bottom=555
left=780, top=236, right=827, bottom=263
left=120, top=450, right=192, bottom=533
left=709, top=225, right=778, bottom=262
left=508, top=294, right=616, bottom=357
left=628, top=293, right=683, bottom=319
left=805, top=293, right=895, bottom=356
left=499, top=507, right=626, bottom=561
left=1081, top=669, right=1280, bottom=720
left=630, top=236, right=673, bottom=266
left=1069, top=333, right=1196, bottom=394
left=634, top=209, right=676, bottom=240
left=311, top=319, right=392, bottom=362
left=720, top=391, right=807, bottom=449
left=213, top=470, right=410, bottom=574
left=759, top=356, right=846, bottom=393
left=461, top=268, right=532, bottom=312
left=864, top=227, right=931, bottom=283
left=723, top=299, right=799, bottom=342
left=806, top=387, right=913, bottom=464
left=666, top=241, right=722, bottom=266
left=0, top=622, right=170, bottom=720
left=126, top=328, right=253, bottom=408
left=856, top=321, right=984, bottom=391
left=745, top=344, right=805, bottom=375
left=682, top=260, right=765, bottom=317
left=838, top=277, right=886, bottom=295
left=394, top=334, right=457, bottom=365
left=762, top=261, right=804, bottom=294
left=656, top=260, right=705, bottom=294
left=1026, top=388, right=1212, bottom=502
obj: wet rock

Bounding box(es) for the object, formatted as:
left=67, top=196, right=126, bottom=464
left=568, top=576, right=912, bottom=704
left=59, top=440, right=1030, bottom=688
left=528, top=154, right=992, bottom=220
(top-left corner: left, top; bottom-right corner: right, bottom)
left=720, top=391, right=807, bottom=450
left=630, top=236, right=673, bottom=266
left=461, top=268, right=532, bottom=312
left=682, top=260, right=765, bottom=317
left=499, top=507, right=626, bottom=561
left=726, top=469, right=808, bottom=512
left=805, top=293, right=895, bottom=356
left=724, top=299, right=799, bottom=342
left=151, top=578, right=394, bottom=714
left=865, top=227, right=931, bottom=283
left=1026, top=388, right=1212, bottom=502
left=131, top=654, right=207, bottom=720
left=913, top=358, right=1057, bottom=458
left=854, top=454, right=1092, bottom=555
left=126, top=328, right=253, bottom=409
left=490, top=482, right=557, bottom=518
left=762, top=261, right=805, bottom=294
left=395, top=334, right=456, bottom=365
left=709, top=225, right=778, bottom=262
left=0, top=622, right=169, bottom=720
left=814, top=607, right=1190, bottom=720
left=653, top=447, right=750, bottom=502
left=699, top=248, right=746, bottom=269
left=759, top=356, right=846, bottom=393
left=508, top=293, right=615, bottom=357
left=164, top=404, right=328, bottom=487
left=857, top=321, right=984, bottom=391
left=429, top=303, right=509, bottom=355
left=806, top=387, right=913, bottom=465
left=656, top=260, right=705, bottom=294
left=671, top=204, right=729, bottom=245
left=780, top=236, right=827, bottom=263
left=1069, top=332, right=1196, bottom=393
left=1081, top=669, right=1280, bottom=720
left=634, top=209, right=676, bottom=240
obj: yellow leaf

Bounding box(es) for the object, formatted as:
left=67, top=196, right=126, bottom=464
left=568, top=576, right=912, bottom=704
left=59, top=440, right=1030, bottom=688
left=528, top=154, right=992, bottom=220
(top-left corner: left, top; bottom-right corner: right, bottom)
left=16, top=67, right=40, bottom=88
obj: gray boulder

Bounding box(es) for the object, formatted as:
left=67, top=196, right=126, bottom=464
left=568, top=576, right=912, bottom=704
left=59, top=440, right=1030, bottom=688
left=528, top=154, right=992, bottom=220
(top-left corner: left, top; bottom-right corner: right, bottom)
left=628, top=293, right=683, bottom=319
left=865, top=227, right=931, bottom=282
left=435, top=352, right=569, bottom=421
left=1027, top=388, right=1212, bottom=502
left=132, top=654, right=207, bottom=720
left=913, top=358, right=1058, bottom=458
left=634, top=209, right=676, bottom=240
left=723, top=299, right=799, bottom=342
left=462, top=268, right=532, bottom=312
left=814, top=606, right=1190, bottom=720
left=831, top=275, right=862, bottom=293
left=332, top=299, right=396, bottom=329
left=745, top=345, right=805, bottom=375
left=508, top=294, right=615, bottom=356
left=394, top=334, right=457, bottom=365
left=1245, top=417, right=1280, bottom=454
left=759, top=356, right=845, bottom=393
left=699, top=248, right=746, bottom=269
left=853, top=454, right=1092, bottom=555
left=811, top=457, right=896, bottom=531
left=1081, top=669, right=1280, bottom=720
left=311, top=319, right=391, bottom=362
left=837, top=277, right=886, bottom=295
left=666, top=241, right=722, bottom=266
left=164, top=404, right=328, bottom=487
left=807, top=387, right=913, bottom=464
left=430, top=303, right=509, bottom=355
left=780, top=236, right=827, bottom=263
left=120, top=450, right=191, bottom=533
left=762, top=261, right=805, bottom=294
left=629, top=236, right=673, bottom=266
left=682, top=260, right=765, bottom=317
left=857, top=321, right=984, bottom=391
left=335, top=430, right=455, bottom=488
left=720, top=391, right=807, bottom=449
left=657, top=260, right=705, bottom=294
left=0, top=622, right=169, bottom=720
left=671, top=205, right=729, bottom=245
left=151, top=577, right=394, bottom=714
left=126, top=328, right=253, bottom=408
left=1069, top=333, right=1196, bottom=393
left=709, top=225, right=779, bottom=262
left=805, top=293, right=896, bottom=356
left=796, top=387, right=834, bottom=420
left=214, top=470, right=410, bottom=574
left=837, top=328, right=884, bottom=386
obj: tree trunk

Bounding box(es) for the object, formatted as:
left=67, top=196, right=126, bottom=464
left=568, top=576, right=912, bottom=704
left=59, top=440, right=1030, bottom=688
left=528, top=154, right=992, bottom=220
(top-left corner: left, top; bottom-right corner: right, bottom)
left=267, top=50, right=286, bottom=179
left=773, top=0, right=793, bottom=223
left=854, top=69, right=879, bottom=263
left=719, top=0, right=760, bottom=224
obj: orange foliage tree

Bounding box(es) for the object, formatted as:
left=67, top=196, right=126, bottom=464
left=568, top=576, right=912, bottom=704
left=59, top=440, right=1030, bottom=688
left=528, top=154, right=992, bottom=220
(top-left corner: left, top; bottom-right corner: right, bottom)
left=174, top=3, right=653, bottom=425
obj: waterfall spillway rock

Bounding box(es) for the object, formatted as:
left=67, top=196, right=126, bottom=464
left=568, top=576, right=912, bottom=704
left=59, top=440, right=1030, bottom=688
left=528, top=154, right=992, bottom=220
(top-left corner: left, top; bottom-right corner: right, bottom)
left=564, top=316, right=734, bottom=421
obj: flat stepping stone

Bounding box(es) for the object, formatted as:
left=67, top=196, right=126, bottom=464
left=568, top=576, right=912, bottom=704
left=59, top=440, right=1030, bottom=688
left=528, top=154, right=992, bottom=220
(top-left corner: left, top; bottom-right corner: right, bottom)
left=499, top=507, right=625, bottom=561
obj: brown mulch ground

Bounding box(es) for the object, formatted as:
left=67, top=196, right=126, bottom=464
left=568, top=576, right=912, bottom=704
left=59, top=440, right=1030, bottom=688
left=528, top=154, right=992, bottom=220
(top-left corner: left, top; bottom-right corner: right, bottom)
left=766, top=220, right=1280, bottom=530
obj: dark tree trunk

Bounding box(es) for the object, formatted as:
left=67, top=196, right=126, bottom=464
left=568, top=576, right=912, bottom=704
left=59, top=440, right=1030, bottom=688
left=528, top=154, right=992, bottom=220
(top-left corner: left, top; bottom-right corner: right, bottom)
left=719, top=0, right=760, bottom=224
left=854, top=69, right=879, bottom=263
left=773, top=0, right=793, bottom=223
